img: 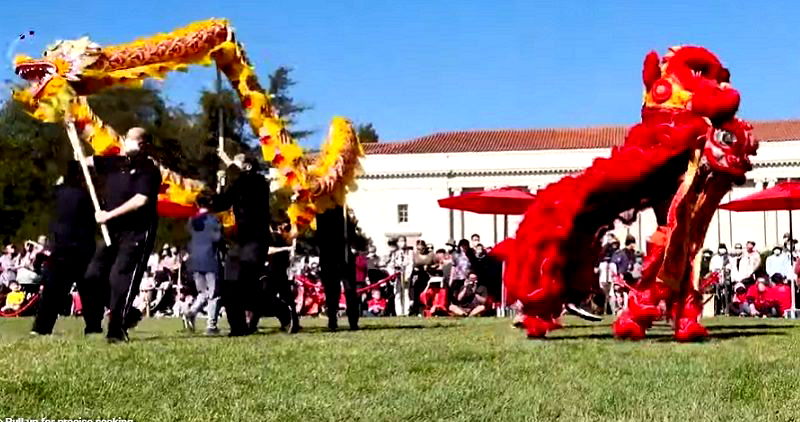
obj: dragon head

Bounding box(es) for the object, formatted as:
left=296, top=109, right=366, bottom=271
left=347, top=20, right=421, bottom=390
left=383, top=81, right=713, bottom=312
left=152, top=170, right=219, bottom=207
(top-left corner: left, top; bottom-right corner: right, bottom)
left=13, top=37, right=102, bottom=122
left=703, top=117, right=758, bottom=183
left=642, top=46, right=740, bottom=125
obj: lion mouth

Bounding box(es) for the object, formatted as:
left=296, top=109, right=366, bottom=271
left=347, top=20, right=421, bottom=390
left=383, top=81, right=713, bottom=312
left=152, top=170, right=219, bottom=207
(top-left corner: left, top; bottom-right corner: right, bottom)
left=14, top=61, right=57, bottom=98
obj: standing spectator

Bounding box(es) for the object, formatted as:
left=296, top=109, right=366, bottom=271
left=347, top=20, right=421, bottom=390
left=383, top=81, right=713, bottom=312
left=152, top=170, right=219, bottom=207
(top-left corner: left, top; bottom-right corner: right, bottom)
left=183, top=195, right=223, bottom=335
left=611, top=235, right=637, bottom=279
left=449, top=239, right=472, bottom=304
left=146, top=252, right=160, bottom=276
left=409, top=240, right=433, bottom=316
left=384, top=237, right=412, bottom=316
left=470, top=234, right=481, bottom=251
left=766, top=246, right=792, bottom=280
left=0, top=244, right=20, bottom=291
left=596, top=256, right=618, bottom=314
left=365, top=244, right=384, bottom=283
left=734, top=241, right=761, bottom=283
left=435, top=248, right=453, bottom=284
left=710, top=243, right=734, bottom=315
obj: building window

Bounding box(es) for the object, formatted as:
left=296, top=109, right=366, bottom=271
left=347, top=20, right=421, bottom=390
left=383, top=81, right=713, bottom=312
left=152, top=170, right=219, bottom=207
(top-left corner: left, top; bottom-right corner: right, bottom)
left=397, top=204, right=408, bottom=223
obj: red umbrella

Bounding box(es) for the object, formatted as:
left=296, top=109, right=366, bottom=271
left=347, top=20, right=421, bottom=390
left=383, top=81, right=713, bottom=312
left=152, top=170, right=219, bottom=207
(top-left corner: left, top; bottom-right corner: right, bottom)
left=437, top=187, right=535, bottom=215
left=719, top=181, right=800, bottom=212
left=719, top=181, right=800, bottom=317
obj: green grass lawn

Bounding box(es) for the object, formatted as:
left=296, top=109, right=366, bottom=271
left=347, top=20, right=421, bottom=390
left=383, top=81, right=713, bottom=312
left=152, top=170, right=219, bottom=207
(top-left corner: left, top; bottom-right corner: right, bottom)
left=1, top=316, right=799, bottom=421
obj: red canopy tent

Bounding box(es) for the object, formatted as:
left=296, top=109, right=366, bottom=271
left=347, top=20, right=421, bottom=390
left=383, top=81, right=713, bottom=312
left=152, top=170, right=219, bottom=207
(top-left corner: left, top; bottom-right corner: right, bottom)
left=719, top=181, right=800, bottom=318
left=437, top=187, right=536, bottom=215
left=438, top=187, right=536, bottom=316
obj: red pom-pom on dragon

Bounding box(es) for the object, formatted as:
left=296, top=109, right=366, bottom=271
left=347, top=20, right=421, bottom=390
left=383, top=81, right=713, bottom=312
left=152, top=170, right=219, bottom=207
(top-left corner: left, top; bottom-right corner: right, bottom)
left=501, top=46, right=758, bottom=341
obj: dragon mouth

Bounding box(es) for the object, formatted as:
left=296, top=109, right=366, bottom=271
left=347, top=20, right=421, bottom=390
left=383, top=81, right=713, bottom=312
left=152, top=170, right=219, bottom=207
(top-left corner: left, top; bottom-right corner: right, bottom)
left=14, top=61, right=57, bottom=98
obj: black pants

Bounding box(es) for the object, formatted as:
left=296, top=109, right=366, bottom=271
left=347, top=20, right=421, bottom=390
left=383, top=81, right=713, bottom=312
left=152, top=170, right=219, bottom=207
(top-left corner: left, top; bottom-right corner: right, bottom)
left=409, top=268, right=430, bottom=316
left=84, top=228, right=155, bottom=338
left=262, top=272, right=298, bottom=329
left=222, top=241, right=266, bottom=335
left=320, top=260, right=359, bottom=329
left=32, top=244, right=94, bottom=334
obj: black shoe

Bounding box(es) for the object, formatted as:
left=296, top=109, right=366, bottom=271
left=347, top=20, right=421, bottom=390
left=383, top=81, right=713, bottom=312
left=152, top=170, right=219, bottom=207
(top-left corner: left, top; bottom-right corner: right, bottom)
left=106, top=331, right=129, bottom=344
left=327, top=320, right=339, bottom=332
left=123, top=309, right=143, bottom=330
left=228, top=330, right=249, bottom=337
left=349, top=325, right=360, bottom=331
left=565, top=303, right=603, bottom=322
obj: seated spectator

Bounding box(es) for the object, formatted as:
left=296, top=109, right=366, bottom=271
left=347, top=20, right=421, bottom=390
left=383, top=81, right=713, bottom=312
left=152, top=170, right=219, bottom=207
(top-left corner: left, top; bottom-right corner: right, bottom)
left=419, top=276, right=449, bottom=317
left=367, top=289, right=387, bottom=316
left=448, top=272, right=488, bottom=317
left=1, top=281, right=25, bottom=313
left=729, top=282, right=750, bottom=316
left=767, top=273, right=793, bottom=316
left=747, top=277, right=778, bottom=317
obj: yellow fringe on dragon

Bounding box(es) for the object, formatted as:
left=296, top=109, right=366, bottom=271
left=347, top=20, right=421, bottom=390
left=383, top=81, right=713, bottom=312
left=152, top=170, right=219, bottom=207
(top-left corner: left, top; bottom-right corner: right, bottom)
left=13, top=18, right=363, bottom=232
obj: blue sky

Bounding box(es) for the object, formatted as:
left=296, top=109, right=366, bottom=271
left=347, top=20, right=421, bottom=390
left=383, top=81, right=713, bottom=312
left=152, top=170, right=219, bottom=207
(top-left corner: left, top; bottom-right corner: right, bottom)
left=2, top=0, right=800, bottom=147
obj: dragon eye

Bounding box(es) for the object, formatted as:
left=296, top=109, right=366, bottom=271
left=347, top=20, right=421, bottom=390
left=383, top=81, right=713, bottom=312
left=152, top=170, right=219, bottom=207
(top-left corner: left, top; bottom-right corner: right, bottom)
left=715, top=130, right=736, bottom=146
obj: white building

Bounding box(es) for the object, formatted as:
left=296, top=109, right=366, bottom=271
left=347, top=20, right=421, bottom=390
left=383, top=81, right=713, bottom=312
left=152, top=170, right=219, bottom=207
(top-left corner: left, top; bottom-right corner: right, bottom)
left=347, top=120, right=800, bottom=256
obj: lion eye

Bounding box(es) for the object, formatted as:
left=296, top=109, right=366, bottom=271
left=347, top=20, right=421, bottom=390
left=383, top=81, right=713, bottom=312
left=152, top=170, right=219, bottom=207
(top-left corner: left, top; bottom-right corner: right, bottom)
left=715, top=130, right=736, bottom=146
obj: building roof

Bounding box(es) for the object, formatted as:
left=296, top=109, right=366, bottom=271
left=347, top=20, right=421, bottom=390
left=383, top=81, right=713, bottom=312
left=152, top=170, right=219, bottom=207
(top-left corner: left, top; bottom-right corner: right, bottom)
left=364, top=119, right=800, bottom=155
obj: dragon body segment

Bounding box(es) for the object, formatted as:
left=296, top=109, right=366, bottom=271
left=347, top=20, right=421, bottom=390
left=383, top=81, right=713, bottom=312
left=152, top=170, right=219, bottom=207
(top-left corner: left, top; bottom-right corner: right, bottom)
left=13, top=19, right=363, bottom=230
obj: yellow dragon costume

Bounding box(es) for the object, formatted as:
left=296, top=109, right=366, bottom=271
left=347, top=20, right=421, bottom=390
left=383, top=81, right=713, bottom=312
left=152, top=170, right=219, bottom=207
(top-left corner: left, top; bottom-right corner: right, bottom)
left=12, top=19, right=363, bottom=231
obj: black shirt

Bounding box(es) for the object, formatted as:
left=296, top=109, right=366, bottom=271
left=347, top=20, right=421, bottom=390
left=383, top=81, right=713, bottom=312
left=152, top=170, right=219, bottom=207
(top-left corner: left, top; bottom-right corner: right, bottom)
left=214, top=169, right=270, bottom=244
left=94, top=155, right=161, bottom=233
left=267, top=230, right=291, bottom=280
left=50, top=184, right=96, bottom=248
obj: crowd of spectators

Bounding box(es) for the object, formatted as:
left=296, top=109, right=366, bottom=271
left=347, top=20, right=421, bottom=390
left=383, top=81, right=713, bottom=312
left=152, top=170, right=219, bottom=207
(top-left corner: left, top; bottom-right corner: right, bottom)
left=0, top=236, right=50, bottom=314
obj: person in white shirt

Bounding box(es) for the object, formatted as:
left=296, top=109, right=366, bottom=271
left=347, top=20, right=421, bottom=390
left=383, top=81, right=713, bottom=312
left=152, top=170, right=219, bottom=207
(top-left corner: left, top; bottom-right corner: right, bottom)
left=596, top=257, right=618, bottom=315
left=709, top=244, right=734, bottom=283
left=734, top=241, right=761, bottom=283
left=766, top=246, right=794, bottom=280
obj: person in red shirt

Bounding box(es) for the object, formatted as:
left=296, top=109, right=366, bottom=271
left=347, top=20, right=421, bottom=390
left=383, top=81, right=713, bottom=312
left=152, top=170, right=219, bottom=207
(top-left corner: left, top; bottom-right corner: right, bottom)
left=746, top=276, right=778, bottom=317
left=367, top=289, right=387, bottom=316
left=729, top=282, right=749, bottom=316
left=767, top=273, right=792, bottom=317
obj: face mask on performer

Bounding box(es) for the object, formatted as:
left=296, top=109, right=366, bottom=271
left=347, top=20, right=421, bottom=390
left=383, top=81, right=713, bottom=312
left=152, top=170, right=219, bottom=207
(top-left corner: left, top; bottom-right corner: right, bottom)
left=123, top=127, right=147, bottom=156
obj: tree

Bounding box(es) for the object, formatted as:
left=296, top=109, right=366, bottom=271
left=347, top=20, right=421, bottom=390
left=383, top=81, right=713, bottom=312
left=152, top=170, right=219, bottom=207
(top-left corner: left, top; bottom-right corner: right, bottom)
left=268, top=66, right=313, bottom=140
left=0, top=99, right=71, bottom=243
left=357, top=123, right=379, bottom=143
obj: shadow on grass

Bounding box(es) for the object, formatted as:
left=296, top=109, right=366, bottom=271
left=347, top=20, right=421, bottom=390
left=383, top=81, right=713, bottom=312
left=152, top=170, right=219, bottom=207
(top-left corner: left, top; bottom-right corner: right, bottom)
left=545, top=323, right=790, bottom=342
left=128, top=322, right=461, bottom=342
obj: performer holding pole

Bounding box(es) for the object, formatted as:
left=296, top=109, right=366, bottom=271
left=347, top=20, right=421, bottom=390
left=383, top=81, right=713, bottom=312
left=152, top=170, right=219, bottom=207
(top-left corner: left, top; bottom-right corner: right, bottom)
left=316, top=205, right=360, bottom=331
left=215, top=150, right=271, bottom=336
left=31, top=161, right=96, bottom=335
left=83, top=127, right=162, bottom=342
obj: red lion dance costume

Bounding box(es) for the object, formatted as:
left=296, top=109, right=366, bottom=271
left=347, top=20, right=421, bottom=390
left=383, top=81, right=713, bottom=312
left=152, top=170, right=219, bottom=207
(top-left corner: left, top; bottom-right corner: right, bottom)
left=503, top=46, right=758, bottom=341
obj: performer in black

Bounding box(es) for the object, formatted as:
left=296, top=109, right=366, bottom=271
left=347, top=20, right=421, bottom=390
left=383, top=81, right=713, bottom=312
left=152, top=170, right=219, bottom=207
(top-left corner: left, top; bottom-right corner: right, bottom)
left=84, top=127, right=162, bottom=342
left=31, top=161, right=96, bottom=335
left=214, top=154, right=271, bottom=336
left=316, top=205, right=359, bottom=331
left=265, top=221, right=299, bottom=333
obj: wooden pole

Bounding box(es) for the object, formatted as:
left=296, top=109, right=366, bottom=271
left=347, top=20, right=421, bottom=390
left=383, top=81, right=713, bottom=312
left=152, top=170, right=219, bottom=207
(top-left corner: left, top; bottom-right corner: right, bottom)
left=66, top=122, right=112, bottom=246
